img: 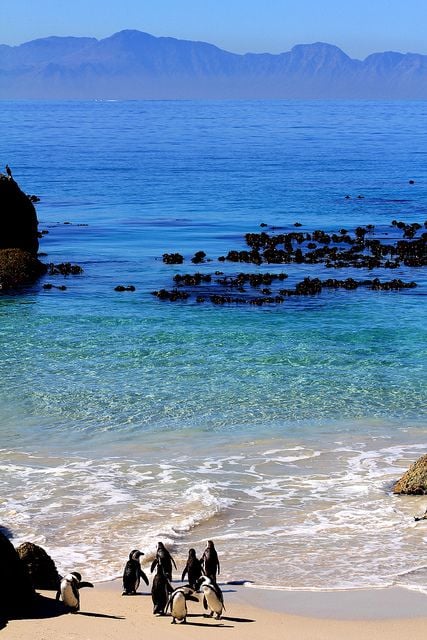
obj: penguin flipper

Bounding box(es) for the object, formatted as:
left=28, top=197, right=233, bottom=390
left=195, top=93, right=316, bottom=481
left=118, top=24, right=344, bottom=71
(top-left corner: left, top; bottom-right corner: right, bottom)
left=181, top=566, right=188, bottom=582
left=79, top=582, right=94, bottom=589
left=186, top=595, right=199, bottom=603
left=140, top=569, right=149, bottom=586
left=171, top=556, right=177, bottom=570
left=150, top=559, right=158, bottom=573
left=55, top=589, right=61, bottom=601
left=203, top=595, right=208, bottom=610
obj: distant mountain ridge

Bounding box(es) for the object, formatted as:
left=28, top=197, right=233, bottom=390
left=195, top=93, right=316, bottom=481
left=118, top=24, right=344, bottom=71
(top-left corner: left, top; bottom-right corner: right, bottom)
left=1, top=29, right=427, bottom=99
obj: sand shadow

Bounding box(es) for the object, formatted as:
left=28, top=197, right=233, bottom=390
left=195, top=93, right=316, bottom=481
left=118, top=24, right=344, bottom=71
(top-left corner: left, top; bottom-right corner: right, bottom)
left=78, top=612, right=125, bottom=619
left=222, top=616, right=255, bottom=623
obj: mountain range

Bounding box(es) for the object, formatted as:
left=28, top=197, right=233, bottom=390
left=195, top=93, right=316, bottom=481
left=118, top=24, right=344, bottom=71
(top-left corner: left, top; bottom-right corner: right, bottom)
left=1, top=29, right=427, bottom=99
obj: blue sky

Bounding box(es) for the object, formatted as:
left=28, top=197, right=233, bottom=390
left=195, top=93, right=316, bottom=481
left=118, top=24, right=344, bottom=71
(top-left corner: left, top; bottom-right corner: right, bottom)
left=2, top=0, right=427, bottom=58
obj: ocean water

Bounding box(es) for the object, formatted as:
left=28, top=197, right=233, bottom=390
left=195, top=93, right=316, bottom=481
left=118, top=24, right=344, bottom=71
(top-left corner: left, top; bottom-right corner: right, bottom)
left=0, top=100, right=426, bottom=591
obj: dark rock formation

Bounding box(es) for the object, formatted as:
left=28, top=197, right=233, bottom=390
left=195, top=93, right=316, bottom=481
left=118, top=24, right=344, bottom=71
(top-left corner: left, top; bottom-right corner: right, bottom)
left=0, top=173, right=47, bottom=290
left=16, top=542, right=61, bottom=590
left=0, top=531, right=34, bottom=620
left=393, top=454, right=427, bottom=495
left=0, top=248, right=47, bottom=290
left=0, top=175, right=39, bottom=255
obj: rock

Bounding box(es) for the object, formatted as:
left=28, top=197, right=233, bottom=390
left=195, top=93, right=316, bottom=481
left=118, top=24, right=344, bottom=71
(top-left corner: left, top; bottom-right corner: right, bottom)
left=0, top=530, right=34, bottom=619
left=0, top=173, right=46, bottom=290
left=393, top=454, right=427, bottom=494
left=16, top=542, right=61, bottom=590
left=0, top=174, right=39, bottom=254
left=0, top=248, right=47, bottom=290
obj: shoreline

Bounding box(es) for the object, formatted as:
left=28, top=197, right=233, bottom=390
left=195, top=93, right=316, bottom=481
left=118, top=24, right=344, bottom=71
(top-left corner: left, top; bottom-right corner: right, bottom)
left=3, top=580, right=426, bottom=640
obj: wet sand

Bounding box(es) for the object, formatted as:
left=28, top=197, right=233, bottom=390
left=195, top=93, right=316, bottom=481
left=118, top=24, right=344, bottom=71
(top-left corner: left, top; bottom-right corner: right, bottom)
left=2, top=580, right=426, bottom=640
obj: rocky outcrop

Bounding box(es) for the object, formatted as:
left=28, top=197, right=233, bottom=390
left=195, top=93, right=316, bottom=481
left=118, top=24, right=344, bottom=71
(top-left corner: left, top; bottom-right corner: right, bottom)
left=0, top=173, right=47, bottom=290
left=16, top=542, right=61, bottom=590
left=0, top=248, right=47, bottom=290
left=0, top=174, right=39, bottom=254
left=393, top=454, right=427, bottom=494
left=0, top=531, right=34, bottom=620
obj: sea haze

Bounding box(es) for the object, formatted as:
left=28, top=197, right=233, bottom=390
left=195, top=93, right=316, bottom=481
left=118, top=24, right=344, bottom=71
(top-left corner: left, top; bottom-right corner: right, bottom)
left=0, top=100, right=426, bottom=591
left=1, top=30, right=427, bottom=98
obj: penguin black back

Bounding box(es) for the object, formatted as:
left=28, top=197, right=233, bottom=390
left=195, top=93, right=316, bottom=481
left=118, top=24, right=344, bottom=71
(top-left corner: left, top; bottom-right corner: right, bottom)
left=150, top=541, right=177, bottom=580
left=181, top=548, right=202, bottom=589
left=122, top=549, right=149, bottom=595
left=201, top=540, right=220, bottom=581
left=151, top=563, right=172, bottom=615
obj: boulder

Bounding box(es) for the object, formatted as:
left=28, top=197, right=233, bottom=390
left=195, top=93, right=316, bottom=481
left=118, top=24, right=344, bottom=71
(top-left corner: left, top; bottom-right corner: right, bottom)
left=393, top=454, right=427, bottom=494
left=16, top=542, right=61, bottom=590
left=0, top=531, right=34, bottom=619
left=0, top=248, right=47, bottom=290
left=0, top=172, right=46, bottom=290
left=0, top=174, right=39, bottom=254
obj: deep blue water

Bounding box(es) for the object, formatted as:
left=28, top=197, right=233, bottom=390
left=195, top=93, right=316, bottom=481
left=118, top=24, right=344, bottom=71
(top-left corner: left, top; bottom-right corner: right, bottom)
left=0, top=100, right=426, bottom=589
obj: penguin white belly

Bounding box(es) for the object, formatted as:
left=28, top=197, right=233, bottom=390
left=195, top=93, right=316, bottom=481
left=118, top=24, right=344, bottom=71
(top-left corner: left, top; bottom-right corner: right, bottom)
left=61, top=579, right=79, bottom=610
left=171, top=592, right=187, bottom=620
left=205, top=587, right=222, bottom=615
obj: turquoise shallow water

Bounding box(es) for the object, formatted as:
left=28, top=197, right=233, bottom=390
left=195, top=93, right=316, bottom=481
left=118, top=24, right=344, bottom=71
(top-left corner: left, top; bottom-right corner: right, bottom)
left=0, top=100, right=426, bottom=589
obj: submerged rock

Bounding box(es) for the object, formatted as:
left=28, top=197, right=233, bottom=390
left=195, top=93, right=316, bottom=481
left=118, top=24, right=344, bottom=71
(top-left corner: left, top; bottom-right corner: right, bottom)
left=16, top=542, right=61, bottom=590
left=393, top=454, right=427, bottom=494
left=0, top=248, right=47, bottom=290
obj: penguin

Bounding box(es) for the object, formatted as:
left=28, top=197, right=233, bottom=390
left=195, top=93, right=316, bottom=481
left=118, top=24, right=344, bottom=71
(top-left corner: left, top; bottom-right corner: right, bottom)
left=122, top=549, right=149, bottom=595
left=181, top=548, right=202, bottom=589
left=150, top=541, right=177, bottom=581
left=201, top=540, right=220, bottom=581
left=151, top=563, right=173, bottom=615
left=56, top=572, right=94, bottom=612
left=5, top=165, right=12, bottom=179
left=196, top=576, right=225, bottom=620
left=167, top=585, right=199, bottom=624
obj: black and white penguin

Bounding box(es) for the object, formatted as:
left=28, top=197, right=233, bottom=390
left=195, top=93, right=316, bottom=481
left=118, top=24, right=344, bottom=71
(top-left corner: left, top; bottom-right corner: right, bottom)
left=5, top=165, right=12, bottom=179
left=150, top=541, right=177, bottom=581
left=122, top=549, right=149, bottom=595
left=196, top=576, right=225, bottom=620
left=181, top=548, right=202, bottom=589
left=201, top=540, right=220, bottom=581
left=151, top=563, right=173, bottom=615
left=167, top=585, right=199, bottom=624
left=56, top=572, right=94, bottom=612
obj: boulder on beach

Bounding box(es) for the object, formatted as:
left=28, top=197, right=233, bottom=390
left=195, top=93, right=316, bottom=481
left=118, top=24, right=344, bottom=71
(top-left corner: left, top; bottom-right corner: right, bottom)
left=16, top=542, right=61, bottom=590
left=393, top=454, right=427, bottom=494
left=0, top=530, right=34, bottom=620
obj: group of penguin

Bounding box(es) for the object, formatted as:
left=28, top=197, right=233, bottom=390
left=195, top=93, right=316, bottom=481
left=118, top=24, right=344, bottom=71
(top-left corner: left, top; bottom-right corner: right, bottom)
left=56, top=540, right=225, bottom=624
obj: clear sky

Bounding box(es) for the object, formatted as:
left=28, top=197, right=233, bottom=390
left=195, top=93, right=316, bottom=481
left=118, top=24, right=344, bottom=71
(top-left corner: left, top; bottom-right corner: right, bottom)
left=2, top=0, right=427, bottom=59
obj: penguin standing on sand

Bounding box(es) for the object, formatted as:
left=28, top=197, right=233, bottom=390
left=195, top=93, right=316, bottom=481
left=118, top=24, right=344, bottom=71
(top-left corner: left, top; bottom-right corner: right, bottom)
left=150, top=541, right=177, bottom=581
left=196, top=575, right=225, bottom=619
left=201, top=540, right=220, bottom=581
left=151, top=563, right=173, bottom=615
left=167, top=585, right=199, bottom=624
left=56, top=572, right=94, bottom=612
left=122, top=549, right=149, bottom=595
left=181, top=548, right=202, bottom=590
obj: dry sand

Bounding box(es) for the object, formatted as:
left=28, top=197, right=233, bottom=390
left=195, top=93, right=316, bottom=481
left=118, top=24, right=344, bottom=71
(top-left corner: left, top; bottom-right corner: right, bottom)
left=2, top=580, right=426, bottom=640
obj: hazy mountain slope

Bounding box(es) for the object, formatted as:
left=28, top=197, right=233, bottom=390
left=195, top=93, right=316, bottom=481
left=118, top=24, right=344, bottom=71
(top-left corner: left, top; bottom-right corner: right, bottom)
left=0, top=30, right=426, bottom=99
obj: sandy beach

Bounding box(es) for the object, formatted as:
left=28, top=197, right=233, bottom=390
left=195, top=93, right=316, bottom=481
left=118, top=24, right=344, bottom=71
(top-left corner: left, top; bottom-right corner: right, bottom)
left=2, top=580, right=426, bottom=640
